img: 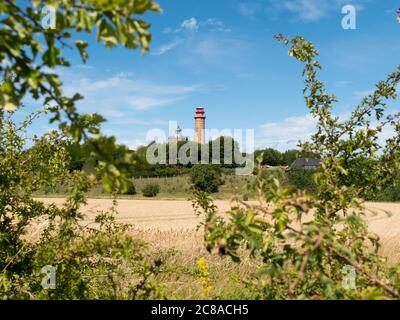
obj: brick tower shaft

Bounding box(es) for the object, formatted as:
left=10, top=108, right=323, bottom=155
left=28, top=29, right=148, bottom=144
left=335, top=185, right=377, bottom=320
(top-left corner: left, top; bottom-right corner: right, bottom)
left=194, top=107, right=206, bottom=144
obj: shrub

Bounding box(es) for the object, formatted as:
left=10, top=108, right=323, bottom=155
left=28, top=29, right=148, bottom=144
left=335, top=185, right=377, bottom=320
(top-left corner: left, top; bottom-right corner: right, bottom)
left=369, top=183, right=400, bottom=202
left=142, top=183, right=160, bottom=197
left=190, top=165, right=223, bottom=193
left=123, top=182, right=136, bottom=195
left=0, top=121, right=164, bottom=299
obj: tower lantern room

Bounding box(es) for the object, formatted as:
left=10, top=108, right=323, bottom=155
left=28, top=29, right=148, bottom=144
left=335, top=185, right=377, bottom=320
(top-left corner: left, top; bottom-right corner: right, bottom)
left=194, top=107, right=206, bottom=144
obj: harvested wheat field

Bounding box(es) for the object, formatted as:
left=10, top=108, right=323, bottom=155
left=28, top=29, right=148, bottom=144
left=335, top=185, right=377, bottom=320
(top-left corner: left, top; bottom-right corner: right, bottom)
left=36, top=198, right=400, bottom=264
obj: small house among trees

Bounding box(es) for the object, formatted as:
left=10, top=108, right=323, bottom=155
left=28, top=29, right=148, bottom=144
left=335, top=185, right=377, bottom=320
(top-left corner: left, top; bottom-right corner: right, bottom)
left=289, top=158, right=321, bottom=170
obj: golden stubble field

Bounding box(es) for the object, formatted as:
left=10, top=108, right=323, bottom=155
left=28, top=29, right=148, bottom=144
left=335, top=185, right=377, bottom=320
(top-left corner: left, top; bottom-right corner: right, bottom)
left=33, top=198, right=400, bottom=298
left=36, top=198, right=260, bottom=298
left=36, top=198, right=400, bottom=263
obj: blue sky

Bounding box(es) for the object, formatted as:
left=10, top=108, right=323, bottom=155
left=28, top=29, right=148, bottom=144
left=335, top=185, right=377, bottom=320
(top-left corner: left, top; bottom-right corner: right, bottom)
left=24, top=0, right=400, bottom=151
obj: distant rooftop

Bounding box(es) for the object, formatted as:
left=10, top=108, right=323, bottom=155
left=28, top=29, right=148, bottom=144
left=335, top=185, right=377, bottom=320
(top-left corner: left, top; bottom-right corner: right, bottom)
left=290, top=158, right=321, bottom=170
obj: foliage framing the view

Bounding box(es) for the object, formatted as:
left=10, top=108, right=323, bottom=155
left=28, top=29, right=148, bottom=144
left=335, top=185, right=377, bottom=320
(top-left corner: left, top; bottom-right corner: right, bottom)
left=0, top=0, right=161, bottom=193
left=0, top=0, right=165, bottom=299
left=1, top=1, right=400, bottom=300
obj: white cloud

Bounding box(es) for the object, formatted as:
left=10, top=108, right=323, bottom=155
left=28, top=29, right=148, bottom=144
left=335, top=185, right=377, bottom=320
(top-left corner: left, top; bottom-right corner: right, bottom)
left=121, top=139, right=148, bottom=150
left=181, top=17, right=199, bottom=32
left=165, top=17, right=230, bottom=35
left=256, top=108, right=397, bottom=151
left=257, top=114, right=317, bottom=150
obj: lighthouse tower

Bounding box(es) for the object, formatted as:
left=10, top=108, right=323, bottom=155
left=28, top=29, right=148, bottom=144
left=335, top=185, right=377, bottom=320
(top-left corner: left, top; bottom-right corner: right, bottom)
left=194, top=107, right=206, bottom=144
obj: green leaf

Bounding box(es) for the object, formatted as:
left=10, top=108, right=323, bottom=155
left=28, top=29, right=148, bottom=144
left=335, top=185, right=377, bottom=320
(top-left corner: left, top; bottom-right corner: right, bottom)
left=75, top=41, right=89, bottom=63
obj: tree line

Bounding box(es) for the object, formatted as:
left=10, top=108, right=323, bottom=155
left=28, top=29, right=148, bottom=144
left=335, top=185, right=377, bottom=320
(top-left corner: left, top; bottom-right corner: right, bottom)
left=65, top=136, right=319, bottom=178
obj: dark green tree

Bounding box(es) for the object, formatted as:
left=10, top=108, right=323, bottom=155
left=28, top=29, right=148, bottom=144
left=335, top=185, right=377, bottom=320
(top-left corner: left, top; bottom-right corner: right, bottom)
left=190, top=164, right=223, bottom=193
left=209, top=136, right=241, bottom=168
left=282, top=149, right=300, bottom=166
left=254, top=148, right=284, bottom=166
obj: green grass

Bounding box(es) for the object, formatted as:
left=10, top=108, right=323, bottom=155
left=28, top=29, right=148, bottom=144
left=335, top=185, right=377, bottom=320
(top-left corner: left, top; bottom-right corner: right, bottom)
left=34, top=174, right=257, bottom=200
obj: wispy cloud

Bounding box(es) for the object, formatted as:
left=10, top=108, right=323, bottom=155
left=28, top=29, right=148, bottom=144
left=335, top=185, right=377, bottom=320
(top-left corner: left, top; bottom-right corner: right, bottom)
left=63, top=73, right=202, bottom=114
left=282, top=0, right=329, bottom=22
left=353, top=89, right=374, bottom=100
left=173, top=33, right=251, bottom=75
left=110, top=118, right=169, bottom=126
left=334, top=80, right=353, bottom=88
left=239, top=0, right=369, bottom=22
left=65, top=74, right=201, bottom=96
left=201, top=18, right=231, bottom=32
left=193, top=37, right=247, bottom=59
left=128, top=97, right=183, bottom=111
left=203, top=18, right=224, bottom=27
left=163, top=27, right=173, bottom=34
left=238, top=3, right=262, bottom=19
left=152, top=39, right=184, bottom=56
left=156, top=17, right=232, bottom=56
left=75, top=64, right=94, bottom=70
left=164, top=17, right=231, bottom=35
